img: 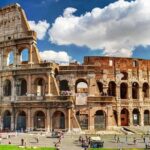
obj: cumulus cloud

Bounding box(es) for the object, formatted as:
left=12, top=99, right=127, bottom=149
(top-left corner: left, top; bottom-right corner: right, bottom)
left=49, top=0, right=150, bottom=57
left=29, top=20, right=50, bottom=40
left=39, top=50, right=71, bottom=64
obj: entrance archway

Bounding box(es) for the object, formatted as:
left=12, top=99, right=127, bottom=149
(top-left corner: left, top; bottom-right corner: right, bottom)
left=121, top=108, right=129, bottom=126
left=34, top=111, right=45, bottom=129
left=94, top=110, right=106, bottom=130
left=144, top=110, right=150, bottom=125
left=52, top=111, right=65, bottom=130
left=3, top=110, right=11, bottom=131
left=133, top=109, right=140, bottom=125
left=76, top=112, right=88, bottom=130
left=17, top=111, right=26, bottom=131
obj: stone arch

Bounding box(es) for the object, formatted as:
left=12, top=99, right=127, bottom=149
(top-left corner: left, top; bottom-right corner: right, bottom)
left=52, top=111, right=65, bottom=130
left=16, top=111, right=26, bottom=131
left=144, top=110, right=150, bottom=125
left=7, top=51, right=14, bottom=66
left=3, top=79, right=11, bottom=96
left=34, top=78, right=45, bottom=96
left=120, top=82, right=128, bottom=99
left=94, top=110, right=106, bottom=130
left=97, top=81, right=103, bottom=95
left=75, top=111, right=88, bottom=130
left=108, top=81, right=116, bottom=96
left=17, top=79, right=27, bottom=96
left=121, top=108, right=129, bottom=126
left=34, top=111, right=45, bottom=130
left=143, top=82, right=149, bottom=98
left=121, top=71, right=128, bottom=80
left=3, top=110, right=11, bottom=131
left=75, top=79, right=88, bottom=93
left=132, top=82, right=139, bottom=99
left=133, top=108, right=140, bottom=125
left=20, top=48, right=29, bottom=64
left=59, top=80, right=70, bottom=92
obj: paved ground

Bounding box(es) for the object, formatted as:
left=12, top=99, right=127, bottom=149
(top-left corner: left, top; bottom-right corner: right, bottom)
left=0, top=132, right=150, bottom=150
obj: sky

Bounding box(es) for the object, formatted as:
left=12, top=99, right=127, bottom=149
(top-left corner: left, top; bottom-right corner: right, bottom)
left=1, top=0, right=150, bottom=64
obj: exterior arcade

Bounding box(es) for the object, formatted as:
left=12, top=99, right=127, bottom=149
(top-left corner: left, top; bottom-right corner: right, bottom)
left=0, top=4, right=150, bottom=133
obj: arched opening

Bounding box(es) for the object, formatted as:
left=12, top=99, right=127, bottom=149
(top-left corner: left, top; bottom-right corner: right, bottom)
left=3, top=110, right=11, bottom=131
left=7, top=51, right=14, bottom=66
left=60, top=80, right=70, bottom=92
left=17, top=79, right=27, bottom=96
left=97, top=82, right=103, bottom=95
left=35, top=78, right=45, bottom=96
left=133, top=109, right=140, bottom=125
left=75, top=79, right=88, bottom=93
left=121, top=71, right=128, bottom=80
left=113, top=110, right=118, bottom=126
left=121, top=108, right=129, bottom=126
left=17, top=111, right=26, bottom=131
left=94, top=110, right=106, bottom=130
left=144, top=110, right=150, bottom=125
left=20, top=48, right=29, bottom=64
left=76, top=111, right=88, bottom=130
left=143, top=83, right=149, bottom=98
left=132, top=82, right=139, bottom=99
left=52, top=111, right=65, bottom=130
left=108, top=81, right=116, bottom=96
left=120, top=83, right=128, bottom=99
left=34, top=111, right=45, bottom=130
left=3, top=80, right=11, bottom=96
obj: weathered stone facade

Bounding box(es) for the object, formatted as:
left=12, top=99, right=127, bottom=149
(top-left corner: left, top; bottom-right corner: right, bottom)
left=0, top=4, right=150, bottom=132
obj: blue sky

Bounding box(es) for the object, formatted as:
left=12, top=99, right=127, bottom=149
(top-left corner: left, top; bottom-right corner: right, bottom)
left=1, top=0, right=150, bottom=64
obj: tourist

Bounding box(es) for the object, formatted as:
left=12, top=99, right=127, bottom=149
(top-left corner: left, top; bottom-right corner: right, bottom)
left=133, top=137, right=136, bottom=145
left=21, top=138, right=24, bottom=146
left=117, top=137, right=120, bottom=143
left=114, top=134, right=117, bottom=141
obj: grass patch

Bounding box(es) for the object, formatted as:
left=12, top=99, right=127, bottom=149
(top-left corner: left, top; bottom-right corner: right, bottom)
left=0, top=145, right=56, bottom=150
left=88, top=148, right=145, bottom=150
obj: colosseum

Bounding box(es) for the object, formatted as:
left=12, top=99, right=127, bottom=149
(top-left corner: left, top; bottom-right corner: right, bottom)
left=0, top=3, right=150, bottom=133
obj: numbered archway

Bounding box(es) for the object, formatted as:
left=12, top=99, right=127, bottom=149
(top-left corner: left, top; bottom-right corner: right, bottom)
left=94, top=110, right=106, bottom=130
left=133, top=109, right=140, bottom=125
left=52, top=111, right=65, bottom=130
left=17, top=111, right=26, bottom=131
left=34, top=111, right=45, bottom=129
left=3, top=110, right=11, bottom=131
left=121, top=108, right=129, bottom=126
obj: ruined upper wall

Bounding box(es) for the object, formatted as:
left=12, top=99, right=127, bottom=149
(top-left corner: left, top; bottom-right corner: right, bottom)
left=0, top=3, right=35, bottom=43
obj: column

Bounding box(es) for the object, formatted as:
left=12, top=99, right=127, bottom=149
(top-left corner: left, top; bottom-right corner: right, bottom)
left=88, top=109, right=94, bottom=130
left=129, top=109, right=133, bottom=126
left=46, top=73, right=51, bottom=96
left=11, top=114, right=15, bottom=131
left=128, top=85, right=132, bottom=100
left=116, top=85, right=120, bottom=100
left=27, top=75, right=32, bottom=96
left=68, top=109, right=71, bottom=132
left=46, top=108, right=50, bottom=132
left=140, top=109, right=144, bottom=126
left=117, top=107, right=121, bottom=126
left=27, top=108, right=31, bottom=131
left=29, top=44, right=33, bottom=64
left=107, top=105, right=113, bottom=129
left=139, top=86, right=143, bottom=101
left=11, top=77, right=16, bottom=101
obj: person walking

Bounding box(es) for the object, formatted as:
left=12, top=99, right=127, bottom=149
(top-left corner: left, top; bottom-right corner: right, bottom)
left=117, top=136, right=120, bottom=143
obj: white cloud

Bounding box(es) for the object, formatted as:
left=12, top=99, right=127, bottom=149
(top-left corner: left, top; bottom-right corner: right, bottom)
left=49, top=0, right=150, bottom=57
left=29, top=20, right=50, bottom=40
left=39, top=50, right=72, bottom=65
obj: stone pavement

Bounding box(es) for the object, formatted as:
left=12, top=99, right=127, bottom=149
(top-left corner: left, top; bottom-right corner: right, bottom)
left=0, top=132, right=150, bottom=150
